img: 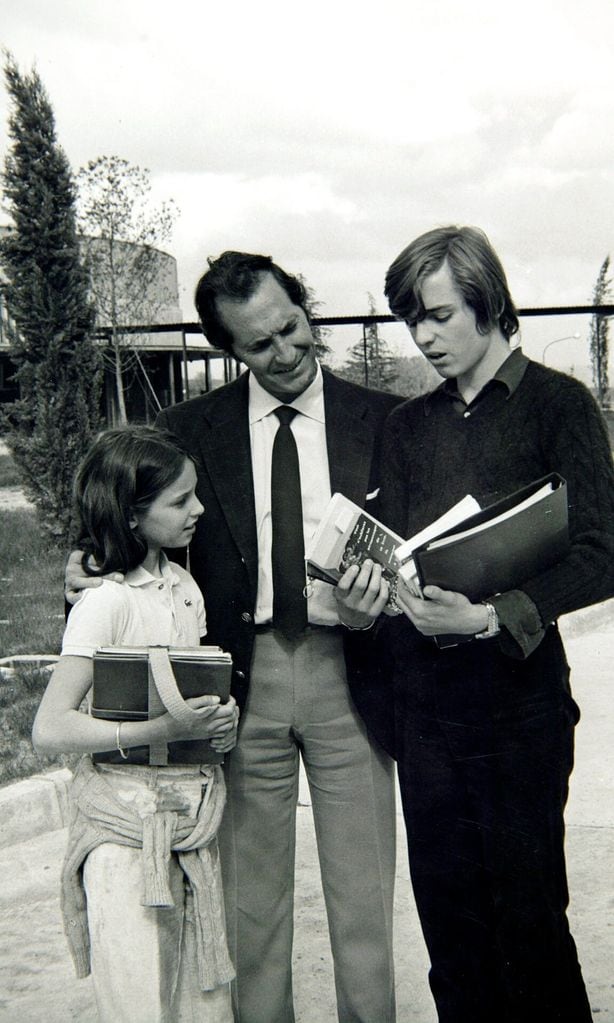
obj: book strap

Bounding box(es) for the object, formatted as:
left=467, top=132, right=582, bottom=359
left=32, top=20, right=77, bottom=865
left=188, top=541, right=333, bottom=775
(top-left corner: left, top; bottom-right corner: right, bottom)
left=147, top=646, right=205, bottom=766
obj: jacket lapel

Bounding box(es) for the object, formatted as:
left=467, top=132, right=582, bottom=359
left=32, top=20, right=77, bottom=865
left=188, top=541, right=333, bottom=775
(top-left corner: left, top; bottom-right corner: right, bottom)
left=196, top=374, right=259, bottom=594
left=323, top=371, right=375, bottom=504
left=192, top=370, right=375, bottom=594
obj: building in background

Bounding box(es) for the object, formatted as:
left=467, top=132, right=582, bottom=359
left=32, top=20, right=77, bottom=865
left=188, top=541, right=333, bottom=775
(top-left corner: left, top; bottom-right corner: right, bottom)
left=0, top=227, right=239, bottom=423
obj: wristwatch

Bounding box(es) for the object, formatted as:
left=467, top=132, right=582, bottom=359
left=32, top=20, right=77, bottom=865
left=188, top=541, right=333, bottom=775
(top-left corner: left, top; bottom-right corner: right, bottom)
left=475, top=601, right=500, bottom=639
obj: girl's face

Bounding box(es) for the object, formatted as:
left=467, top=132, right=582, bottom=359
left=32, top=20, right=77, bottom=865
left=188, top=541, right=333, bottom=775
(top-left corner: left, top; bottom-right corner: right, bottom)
left=131, top=459, right=203, bottom=554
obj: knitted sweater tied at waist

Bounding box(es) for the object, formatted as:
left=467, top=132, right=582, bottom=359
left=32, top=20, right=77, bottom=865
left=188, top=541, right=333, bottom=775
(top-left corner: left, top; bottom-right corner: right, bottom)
left=61, top=755, right=235, bottom=991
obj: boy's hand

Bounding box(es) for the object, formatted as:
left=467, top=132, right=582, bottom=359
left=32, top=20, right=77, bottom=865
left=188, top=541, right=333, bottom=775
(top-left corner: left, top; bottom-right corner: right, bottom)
left=65, top=549, right=124, bottom=604
left=396, top=579, right=488, bottom=636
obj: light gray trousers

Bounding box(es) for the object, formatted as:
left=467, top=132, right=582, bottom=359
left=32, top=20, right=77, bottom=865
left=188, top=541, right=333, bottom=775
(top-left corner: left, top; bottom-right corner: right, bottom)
left=219, top=627, right=397, bottom=1023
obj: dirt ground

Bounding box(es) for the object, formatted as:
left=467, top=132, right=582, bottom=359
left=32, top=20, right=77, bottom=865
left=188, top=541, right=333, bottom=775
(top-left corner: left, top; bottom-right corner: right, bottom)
left=0, top=486, right=33, bottom=511
left=1, top=752, right=614, bottom=1021
left=0, top=792, right=437, bottom=1023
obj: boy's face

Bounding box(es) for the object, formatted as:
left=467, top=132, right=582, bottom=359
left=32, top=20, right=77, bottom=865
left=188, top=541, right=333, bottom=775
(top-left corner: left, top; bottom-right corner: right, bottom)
left=407, top=260, right=501, bottom=394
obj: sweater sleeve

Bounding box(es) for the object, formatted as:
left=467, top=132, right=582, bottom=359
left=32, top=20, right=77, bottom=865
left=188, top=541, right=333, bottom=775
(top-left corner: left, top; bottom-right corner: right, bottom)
left=491, top=589, right=545, bottom=659
left=517, top=379, right=614, bottom=625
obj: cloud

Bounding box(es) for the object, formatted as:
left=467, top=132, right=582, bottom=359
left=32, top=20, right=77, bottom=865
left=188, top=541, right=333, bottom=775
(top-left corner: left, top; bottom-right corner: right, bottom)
left=1, top=0, right=613, bottom=378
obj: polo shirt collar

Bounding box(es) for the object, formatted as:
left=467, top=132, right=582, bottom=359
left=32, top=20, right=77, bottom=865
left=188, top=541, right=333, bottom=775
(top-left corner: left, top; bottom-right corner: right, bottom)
left=124, top=552, right=180, bottom=588
left=423, top=347, right=529, bottom=415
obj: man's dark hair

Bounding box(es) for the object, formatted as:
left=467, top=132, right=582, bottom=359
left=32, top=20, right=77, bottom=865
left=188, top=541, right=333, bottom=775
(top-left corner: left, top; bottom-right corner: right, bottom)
left=194, top=251, right=310, bottom=353
left=385, top=225, right=519, bottom=341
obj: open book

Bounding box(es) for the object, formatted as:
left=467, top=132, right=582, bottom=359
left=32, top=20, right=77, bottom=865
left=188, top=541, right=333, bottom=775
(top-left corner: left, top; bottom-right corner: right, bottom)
left=305, top=492, right=481, bottom=605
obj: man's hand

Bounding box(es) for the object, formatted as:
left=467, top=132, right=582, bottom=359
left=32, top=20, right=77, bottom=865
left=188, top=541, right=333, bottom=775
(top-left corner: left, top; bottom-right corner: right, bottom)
left=335, top=559, right=389, bottom=630
left=64, top=549, right=124, bottom=605
left=396, top=579, right=488, bottom=636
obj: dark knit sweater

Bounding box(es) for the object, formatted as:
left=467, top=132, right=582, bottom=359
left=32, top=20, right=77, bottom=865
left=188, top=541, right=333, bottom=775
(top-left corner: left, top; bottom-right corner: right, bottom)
left=380, top=355, right=614, bottom=640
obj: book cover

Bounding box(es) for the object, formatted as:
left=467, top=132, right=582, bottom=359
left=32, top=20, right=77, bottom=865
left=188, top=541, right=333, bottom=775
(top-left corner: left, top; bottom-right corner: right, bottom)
left=305, top=493, right=405, bottom=590
left=306, top=492, right=480, bottom=596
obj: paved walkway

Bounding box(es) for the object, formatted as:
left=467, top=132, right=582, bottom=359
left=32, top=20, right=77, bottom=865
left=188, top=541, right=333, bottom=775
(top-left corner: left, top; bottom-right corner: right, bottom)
left=0, top=605, right=612, bottom=1022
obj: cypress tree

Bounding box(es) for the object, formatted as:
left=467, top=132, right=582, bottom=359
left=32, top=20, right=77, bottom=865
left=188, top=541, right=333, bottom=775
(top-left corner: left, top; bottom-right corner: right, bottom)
left=589, top=256, right=610, bottom=406
left=0, top=54, right=101, bottom=542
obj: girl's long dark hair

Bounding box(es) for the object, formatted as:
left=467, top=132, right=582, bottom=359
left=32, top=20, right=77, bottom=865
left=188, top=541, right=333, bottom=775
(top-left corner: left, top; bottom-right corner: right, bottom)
left=74, top=425, right=193, bottom=576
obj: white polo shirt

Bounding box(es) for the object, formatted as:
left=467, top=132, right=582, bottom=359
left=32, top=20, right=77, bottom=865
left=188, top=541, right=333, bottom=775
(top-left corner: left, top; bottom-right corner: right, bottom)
left=62, top=554, right=207, bottom=657
left=62, top=556, right=209, bottom=798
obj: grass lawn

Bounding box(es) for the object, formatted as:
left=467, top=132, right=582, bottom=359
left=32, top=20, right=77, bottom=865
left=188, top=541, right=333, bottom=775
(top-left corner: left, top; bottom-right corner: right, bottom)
left=0, top=506, right=73, bottom=785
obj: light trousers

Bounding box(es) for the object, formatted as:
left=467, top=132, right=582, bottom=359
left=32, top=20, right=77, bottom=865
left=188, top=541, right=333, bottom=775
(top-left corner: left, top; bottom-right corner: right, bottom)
left=218, top=627, right=396, bottom=1023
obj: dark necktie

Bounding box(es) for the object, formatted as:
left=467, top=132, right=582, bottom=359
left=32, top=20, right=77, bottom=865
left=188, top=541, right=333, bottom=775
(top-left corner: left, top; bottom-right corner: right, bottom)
left=271, top=405, right=308, bottom=639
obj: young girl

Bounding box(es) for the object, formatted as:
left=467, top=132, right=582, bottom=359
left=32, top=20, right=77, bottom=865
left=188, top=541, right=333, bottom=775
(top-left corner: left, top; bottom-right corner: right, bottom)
left=33, top=426, right=238, bottom=1023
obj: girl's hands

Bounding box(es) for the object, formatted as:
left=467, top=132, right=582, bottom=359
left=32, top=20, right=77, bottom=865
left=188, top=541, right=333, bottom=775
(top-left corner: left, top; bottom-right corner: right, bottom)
left=161, top=694, right=239, bottom=752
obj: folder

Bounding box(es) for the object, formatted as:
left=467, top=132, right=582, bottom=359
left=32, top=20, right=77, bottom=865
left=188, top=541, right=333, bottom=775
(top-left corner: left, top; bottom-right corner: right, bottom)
left=411, top=473, right=569, bottom=647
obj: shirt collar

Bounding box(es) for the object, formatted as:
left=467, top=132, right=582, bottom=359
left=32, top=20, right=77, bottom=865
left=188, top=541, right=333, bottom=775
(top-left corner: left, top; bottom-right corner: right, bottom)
left=423, top=347, right=529, bottom=414
left=125, top=551, right=180, bottom=588
left=248, top=361, right=325, bottom=425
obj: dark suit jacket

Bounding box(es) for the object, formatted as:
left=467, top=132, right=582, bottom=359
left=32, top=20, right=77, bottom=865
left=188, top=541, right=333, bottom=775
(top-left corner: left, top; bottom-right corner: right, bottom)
left=157, top=368, right=401, bottom=756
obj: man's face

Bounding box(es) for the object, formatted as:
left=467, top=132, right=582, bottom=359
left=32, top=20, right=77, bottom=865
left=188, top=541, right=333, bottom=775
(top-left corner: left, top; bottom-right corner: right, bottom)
left=407, top=260, right=498, bottom=392
left=216, top=273, right=318, bottom=402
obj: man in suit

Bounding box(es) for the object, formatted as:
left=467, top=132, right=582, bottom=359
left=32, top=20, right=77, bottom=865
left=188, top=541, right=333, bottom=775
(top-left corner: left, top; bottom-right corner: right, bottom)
left=154, top=252, right=400, bottom=1022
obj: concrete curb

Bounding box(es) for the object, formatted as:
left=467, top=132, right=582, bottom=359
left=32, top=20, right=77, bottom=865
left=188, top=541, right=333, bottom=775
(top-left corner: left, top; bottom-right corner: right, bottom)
left=0, top=767, right=72, bottom=849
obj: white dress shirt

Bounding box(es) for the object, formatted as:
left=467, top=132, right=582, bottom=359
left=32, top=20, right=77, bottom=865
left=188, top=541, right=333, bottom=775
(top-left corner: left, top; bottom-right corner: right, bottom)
left=249, top=363, right=340, bottom=626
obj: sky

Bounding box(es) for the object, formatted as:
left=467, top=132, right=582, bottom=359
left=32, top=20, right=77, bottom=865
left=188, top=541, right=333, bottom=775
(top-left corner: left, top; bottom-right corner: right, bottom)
left=1, top=0, right=613, bottom=378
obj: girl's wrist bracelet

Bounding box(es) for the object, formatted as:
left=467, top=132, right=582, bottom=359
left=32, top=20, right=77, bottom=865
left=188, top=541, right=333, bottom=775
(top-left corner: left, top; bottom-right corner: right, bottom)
left=115, top=722, right=129, bottom=760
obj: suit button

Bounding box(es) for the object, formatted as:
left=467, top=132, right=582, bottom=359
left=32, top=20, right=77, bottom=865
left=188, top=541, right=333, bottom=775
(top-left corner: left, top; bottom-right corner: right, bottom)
left=235, top=670, right=246, bottom=679
left=240, top=611, right=253, bottom=623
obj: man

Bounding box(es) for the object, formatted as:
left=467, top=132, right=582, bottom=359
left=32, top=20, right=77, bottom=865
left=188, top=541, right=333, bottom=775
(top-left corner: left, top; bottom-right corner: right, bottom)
left=337, top=225, right=614, bottom=1022
left=68, top=251, right=400, bottom=1023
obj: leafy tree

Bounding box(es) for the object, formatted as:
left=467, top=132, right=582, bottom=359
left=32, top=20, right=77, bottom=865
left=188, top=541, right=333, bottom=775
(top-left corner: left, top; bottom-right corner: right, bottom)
left=589, top=255, right=610, bottom=405
left=77, top=156, right=179, bottom=423
left=338, top=294, right=397, bottom=389
left=300, top=278, right=332, bottom=363
left=385, top=354, right=440, bottom=397
left=0, top=54, right=101, bottom=542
